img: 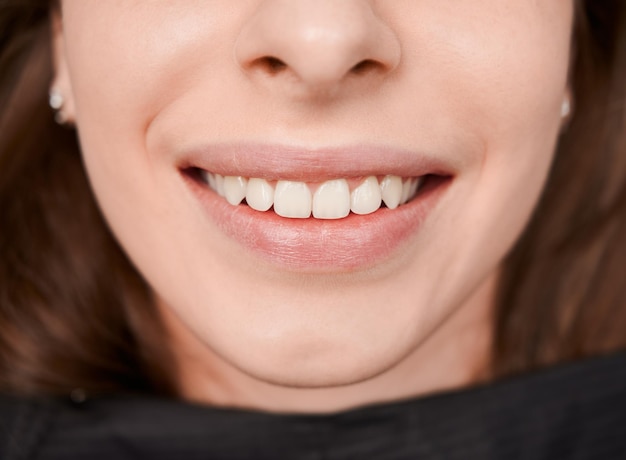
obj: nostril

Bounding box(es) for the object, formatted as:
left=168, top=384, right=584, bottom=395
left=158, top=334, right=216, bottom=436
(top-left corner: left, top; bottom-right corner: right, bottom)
left=350, top=59, right=382, bottom=75
left=251, top=56, right=381, bottom=78
left=252, top=56, right=288, bottom=74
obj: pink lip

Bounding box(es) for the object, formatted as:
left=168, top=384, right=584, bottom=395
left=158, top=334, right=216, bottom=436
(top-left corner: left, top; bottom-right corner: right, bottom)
left=177, top=143, right=456, bottom=182
left=178, top=144, right=454, bottom=271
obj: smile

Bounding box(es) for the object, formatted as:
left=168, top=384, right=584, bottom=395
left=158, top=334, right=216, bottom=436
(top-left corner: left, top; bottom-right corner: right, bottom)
left=178, top=144, right=454, bottom=270
left=200, top=172, right=424, bottom=219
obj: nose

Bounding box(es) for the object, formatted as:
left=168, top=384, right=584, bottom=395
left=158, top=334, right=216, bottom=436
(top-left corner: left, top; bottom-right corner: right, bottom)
left=235, top=0, right=401, bottom=97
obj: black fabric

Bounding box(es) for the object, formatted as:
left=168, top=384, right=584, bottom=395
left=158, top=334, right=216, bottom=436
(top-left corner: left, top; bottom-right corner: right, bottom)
left=2, top=351, right=626, bottom=459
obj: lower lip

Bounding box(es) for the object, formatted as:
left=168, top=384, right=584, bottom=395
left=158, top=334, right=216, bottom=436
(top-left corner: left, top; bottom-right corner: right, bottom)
left=183, top=172, right=450, bottom=271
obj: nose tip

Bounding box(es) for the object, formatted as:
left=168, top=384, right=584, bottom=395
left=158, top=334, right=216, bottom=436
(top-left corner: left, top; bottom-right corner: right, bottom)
left=235, top=0, right=401, bottom=95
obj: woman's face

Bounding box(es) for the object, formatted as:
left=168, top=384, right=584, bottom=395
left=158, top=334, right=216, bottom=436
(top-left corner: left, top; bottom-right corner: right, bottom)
left=55, top=1, right=573, bottom=405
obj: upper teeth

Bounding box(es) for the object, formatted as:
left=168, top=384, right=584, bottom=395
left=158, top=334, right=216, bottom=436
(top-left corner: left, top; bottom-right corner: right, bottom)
left=202, top=172, right=423, bottom=219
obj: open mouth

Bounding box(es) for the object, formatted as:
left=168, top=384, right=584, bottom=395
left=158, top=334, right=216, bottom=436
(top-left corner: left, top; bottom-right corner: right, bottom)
left=177, top=144, right=454, bottom=270
left=185, top=168, right=441, bottom=220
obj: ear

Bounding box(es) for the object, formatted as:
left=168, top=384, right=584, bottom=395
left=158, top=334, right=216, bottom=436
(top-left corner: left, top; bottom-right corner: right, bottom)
left=50, top=5, right=76, bottom=124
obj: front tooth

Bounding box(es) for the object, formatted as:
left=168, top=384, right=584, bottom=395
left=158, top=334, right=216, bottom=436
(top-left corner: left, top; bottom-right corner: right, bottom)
left=223, top=176, right=248, bottom=205
left=246, top=178, right=274, bottom=212
left=350, top=176, right=382, bottom=215
left=274, top=181, right=312, bottom=218
left=380, top=175, right=403, bottom=209
left=313, top=179, right=350, bottom=219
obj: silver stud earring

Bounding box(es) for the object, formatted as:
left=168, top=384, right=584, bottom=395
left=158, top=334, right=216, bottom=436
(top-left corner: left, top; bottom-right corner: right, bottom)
left=561, top=94, right=571, bottom=119
left=49, top=88, right=68, bottom=124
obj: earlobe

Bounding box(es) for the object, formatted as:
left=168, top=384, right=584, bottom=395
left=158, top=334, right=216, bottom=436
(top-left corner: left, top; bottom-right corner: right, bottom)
left=49, top=6, right=76, bottom=125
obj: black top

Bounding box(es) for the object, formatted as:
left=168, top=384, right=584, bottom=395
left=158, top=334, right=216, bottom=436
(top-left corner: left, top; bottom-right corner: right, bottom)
left=2, top=352, right=626, bottom=459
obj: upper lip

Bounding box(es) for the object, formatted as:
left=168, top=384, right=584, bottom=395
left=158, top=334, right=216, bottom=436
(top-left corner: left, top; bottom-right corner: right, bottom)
left=177, top=143, right=457, bottom=182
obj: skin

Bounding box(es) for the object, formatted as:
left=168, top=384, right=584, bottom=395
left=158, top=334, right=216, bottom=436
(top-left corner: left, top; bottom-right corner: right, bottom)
left=53, top=1, right=573, bottom=413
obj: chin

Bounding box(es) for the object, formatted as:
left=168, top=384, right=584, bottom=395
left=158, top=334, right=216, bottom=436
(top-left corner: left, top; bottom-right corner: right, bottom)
left=220, top=322, right=410, bottom=389
left=239, top=350, right=397, bottom=390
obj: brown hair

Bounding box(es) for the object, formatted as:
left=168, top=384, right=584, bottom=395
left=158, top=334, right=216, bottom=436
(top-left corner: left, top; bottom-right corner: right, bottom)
left=493, top=0, right=626, bottom=376
left=0, top=0, right=175, bottom=396
left=0, top=0, right=624, bottom=398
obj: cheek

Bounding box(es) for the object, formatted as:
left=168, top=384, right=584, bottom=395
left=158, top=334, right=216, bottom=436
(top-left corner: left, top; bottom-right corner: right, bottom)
left=418, top=2, right=572, bottom=132
left=63, top=2, right=237, bottom=154
left=61, top=3, right=236, bottom=263
left=383, top=2, right=573, bottom=291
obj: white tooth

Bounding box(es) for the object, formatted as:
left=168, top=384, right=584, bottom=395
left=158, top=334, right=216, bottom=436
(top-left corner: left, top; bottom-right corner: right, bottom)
left=380, top=175, right=403, bottom=210
left=215, top=174, right=225, bottom=197
left=401, top=179, right=412, bottom=204
left=400, top=177, right=422, bottom=205
left=246, top=178, right=274, bottom=212
left=223, top=176, right=248, bottom=205
left=408, top=177, right=420, bottom=199
left=274, top=180, right=312, bottom=218
left=350, top=176, right=382, bottom=215
left=313, top=179, right=350, bottom=219
left=206, top=172, right=217, bottom=190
